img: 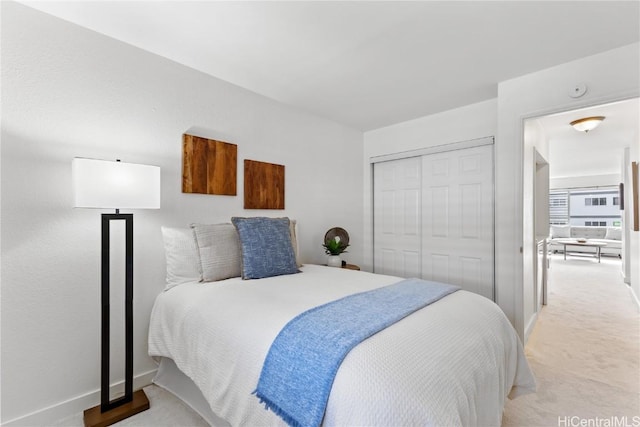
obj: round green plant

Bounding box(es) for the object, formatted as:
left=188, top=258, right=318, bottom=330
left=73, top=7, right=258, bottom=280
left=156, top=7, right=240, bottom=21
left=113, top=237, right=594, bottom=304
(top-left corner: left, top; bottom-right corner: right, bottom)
left=323, top=236, right=349, bottom=255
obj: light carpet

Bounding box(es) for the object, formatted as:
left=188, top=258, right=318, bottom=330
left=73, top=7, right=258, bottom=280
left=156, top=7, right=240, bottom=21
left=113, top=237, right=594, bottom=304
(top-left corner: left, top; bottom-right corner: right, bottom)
left=503, top=254, right=640, bottom=426
left=52, top=385, right=208, bottom=427
left=54, top=254, right=639, bottom=427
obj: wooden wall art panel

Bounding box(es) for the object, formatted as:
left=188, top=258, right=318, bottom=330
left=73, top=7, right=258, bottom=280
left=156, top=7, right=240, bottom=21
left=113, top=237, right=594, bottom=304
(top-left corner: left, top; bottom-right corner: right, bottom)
left=244, top=159, right=285, bottom=209
left=182, top=134, right=237, bottom=195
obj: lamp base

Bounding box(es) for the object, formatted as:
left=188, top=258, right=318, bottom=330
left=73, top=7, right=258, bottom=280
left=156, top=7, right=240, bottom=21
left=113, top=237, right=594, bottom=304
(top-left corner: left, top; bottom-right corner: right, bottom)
left=83, top=389, right=149, bottom=427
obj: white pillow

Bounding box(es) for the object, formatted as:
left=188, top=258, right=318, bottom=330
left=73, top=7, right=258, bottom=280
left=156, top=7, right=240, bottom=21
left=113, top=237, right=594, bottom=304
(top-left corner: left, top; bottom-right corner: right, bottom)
left=161, top=227, right=202, bottom=290
left=605, top=227, right=622, bottom=241
left=191, top=223, right=242, bottom=282
left=550, top=225, right=571, bottom=238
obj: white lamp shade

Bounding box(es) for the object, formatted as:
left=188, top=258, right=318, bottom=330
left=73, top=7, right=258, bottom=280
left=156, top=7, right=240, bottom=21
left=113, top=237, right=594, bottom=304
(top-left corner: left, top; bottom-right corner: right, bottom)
left=73, top=158, right=161, bottom=209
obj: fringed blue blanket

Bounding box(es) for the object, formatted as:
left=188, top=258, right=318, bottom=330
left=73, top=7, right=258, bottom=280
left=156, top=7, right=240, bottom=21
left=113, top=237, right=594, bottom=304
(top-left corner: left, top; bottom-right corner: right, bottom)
left=253, top=278, right=460, bottom=427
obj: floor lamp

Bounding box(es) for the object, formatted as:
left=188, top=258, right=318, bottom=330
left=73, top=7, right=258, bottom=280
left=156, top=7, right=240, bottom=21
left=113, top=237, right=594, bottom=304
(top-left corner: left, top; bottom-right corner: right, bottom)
left=73, top=158, right=160, bottom=427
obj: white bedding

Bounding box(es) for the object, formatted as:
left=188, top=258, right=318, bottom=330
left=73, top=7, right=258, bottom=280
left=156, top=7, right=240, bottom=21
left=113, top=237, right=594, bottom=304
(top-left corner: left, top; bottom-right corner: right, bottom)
left=148, top=265, right=535, bottom=426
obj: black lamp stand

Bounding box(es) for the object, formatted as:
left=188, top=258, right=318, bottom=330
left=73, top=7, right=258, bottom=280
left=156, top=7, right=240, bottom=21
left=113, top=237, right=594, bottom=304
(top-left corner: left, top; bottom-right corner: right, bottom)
left=84, top=213, right=149, bottom=427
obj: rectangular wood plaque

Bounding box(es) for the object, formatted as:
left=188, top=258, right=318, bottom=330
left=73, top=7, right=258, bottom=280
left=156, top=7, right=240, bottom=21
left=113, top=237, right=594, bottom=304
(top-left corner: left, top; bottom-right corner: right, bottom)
left=244, top=159, right=285, bottom=209
left=182, top=134, right=237, bottom=195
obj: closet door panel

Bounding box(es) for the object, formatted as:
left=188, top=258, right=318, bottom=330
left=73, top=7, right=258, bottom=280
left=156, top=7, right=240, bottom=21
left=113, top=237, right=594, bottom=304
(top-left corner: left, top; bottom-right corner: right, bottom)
left=430, top=186, right=450, bottom=237
left=422, top=145, right=494, bottom=299
left=373, top=157, right=422, bottom=278
left=429, top=253, right=451, bottom=284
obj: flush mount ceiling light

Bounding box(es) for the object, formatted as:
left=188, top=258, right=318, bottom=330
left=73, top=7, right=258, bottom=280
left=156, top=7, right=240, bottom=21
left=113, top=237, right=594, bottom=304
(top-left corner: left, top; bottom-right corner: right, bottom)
left=570, top=116, right=605, bottom=133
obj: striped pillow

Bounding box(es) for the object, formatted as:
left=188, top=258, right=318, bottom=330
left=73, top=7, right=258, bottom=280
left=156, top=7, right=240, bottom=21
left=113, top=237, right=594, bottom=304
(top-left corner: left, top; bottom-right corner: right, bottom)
left=191, top=223, right=242, bottom=282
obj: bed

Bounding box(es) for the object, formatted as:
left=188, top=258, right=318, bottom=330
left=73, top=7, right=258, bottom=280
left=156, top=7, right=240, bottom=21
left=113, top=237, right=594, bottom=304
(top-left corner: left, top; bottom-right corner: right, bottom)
left=149, top=219, right=535, bottom=426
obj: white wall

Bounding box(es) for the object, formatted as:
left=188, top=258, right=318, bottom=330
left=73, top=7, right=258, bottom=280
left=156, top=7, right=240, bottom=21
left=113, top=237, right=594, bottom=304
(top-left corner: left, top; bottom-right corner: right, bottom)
left=1, top=3, right=363, bottom=424
left=496, top=42, right=640, bottom=339
left=362, top=42, right=640, bottom=343
left=362, top=99, right=498, bottom=271
left=550, top=174, right=621, bottom=189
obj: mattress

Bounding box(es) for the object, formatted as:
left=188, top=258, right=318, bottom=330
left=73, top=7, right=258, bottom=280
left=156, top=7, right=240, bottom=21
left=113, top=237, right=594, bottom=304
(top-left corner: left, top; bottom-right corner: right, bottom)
left=148, top=264, right=535, bottom=426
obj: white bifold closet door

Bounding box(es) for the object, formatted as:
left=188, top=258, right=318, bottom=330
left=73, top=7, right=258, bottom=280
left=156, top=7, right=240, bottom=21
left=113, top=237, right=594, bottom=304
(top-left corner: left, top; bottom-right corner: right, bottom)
left=373, top=156, right=422, bottom=278
left=373, top=143, right=494, bottom=300
left=422, top=145, right=494, bottom=300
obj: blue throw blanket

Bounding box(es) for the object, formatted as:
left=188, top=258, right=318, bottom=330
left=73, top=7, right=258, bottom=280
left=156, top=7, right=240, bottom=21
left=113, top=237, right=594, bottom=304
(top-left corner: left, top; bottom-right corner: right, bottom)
left=253, top=278, right=460, bottom=427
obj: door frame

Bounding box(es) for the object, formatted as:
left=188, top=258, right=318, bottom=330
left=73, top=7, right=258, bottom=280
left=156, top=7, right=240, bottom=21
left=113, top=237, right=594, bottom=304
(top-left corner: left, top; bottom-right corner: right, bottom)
left=370, top=136, right=494, bottom=164
left=516, top=93, right=640, bottom=341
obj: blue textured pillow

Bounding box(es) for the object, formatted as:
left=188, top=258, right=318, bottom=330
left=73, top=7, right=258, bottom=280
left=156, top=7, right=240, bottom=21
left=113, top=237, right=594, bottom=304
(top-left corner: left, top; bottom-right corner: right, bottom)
left=231, top=217, right=300, bottom=280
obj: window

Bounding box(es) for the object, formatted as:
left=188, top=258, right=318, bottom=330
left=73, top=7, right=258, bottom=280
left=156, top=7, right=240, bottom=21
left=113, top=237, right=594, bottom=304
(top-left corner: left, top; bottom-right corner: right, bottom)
left=584, top=197, right=608, bottom=206
left=549, top=191, right=569, bottom=225
left=585, top=221, right=607, bottom=226
left=553, top=187, right=621, bottom=227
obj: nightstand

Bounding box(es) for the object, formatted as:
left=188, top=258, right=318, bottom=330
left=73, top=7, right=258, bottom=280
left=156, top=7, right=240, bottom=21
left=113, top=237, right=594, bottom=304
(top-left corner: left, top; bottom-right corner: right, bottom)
left=342, top=263, right=360, bottom=271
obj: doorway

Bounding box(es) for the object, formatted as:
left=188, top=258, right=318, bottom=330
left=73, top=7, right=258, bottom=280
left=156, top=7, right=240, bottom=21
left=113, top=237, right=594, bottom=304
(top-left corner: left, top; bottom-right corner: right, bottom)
left=524, top=97, right=639, bottom=338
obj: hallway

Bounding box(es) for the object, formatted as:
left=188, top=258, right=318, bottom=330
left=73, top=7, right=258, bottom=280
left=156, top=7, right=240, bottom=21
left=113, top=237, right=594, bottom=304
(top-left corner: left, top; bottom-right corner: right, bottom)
left=503, top=254, right=640, bottom=426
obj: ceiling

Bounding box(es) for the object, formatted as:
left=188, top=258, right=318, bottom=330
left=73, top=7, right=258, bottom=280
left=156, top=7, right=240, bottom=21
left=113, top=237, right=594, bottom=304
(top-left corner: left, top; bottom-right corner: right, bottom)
left=16, top=1, right=640, bottom=181
left=20, top=1, right=640, bottom=131
left=536, top=98, right=639, bottom=181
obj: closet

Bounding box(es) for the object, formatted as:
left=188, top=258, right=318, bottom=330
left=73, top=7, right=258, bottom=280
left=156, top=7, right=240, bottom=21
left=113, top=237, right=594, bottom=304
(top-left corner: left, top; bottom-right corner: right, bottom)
left=373, top=138, right=495, bottom=300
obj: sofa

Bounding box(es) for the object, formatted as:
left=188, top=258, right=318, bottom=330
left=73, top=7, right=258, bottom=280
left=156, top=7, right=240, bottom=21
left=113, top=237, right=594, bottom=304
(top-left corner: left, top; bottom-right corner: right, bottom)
left=548, top=225, right=622, bottom=257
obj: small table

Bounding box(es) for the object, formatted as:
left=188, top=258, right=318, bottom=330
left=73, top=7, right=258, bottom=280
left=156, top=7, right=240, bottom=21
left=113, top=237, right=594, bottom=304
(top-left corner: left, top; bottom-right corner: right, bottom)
left=559, top=240, right=607, bottom=263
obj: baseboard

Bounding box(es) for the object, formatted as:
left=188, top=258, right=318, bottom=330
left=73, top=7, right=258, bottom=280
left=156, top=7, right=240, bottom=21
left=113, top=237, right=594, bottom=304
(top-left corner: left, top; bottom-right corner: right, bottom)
left=622, top=270, right=630, bottom=284
left=629, top=285, right=640, bottom=312
left=524, top=311, right=538, bottom=344
left=2, top=369, right=157, bottom=427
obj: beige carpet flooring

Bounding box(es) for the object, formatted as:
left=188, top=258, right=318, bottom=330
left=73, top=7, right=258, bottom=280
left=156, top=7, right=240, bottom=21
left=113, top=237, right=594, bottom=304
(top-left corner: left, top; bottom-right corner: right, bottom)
left=53, top=254, right=639, bottom=427
left=503, top=254, right=640, bottom=426
left=52, top=384, right=209, bottom=427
